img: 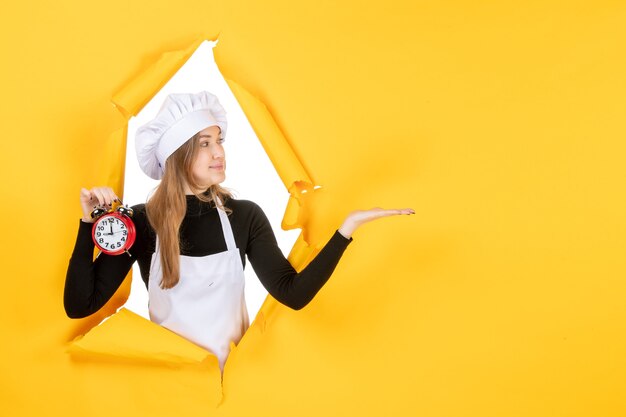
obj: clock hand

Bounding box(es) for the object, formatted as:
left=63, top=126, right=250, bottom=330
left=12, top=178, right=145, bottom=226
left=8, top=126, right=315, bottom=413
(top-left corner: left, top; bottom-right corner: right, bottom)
left=110, top=224, right=113, bottom=235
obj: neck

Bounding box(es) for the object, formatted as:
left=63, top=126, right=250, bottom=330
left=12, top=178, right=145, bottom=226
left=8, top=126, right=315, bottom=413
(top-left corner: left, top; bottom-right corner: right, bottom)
left=183, top=183, right=209, bottom=196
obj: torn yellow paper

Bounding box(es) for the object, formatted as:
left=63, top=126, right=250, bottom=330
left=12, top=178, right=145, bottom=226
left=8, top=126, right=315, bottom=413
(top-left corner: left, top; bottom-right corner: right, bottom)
left=112, top=39, right=206, bottom=118
left=225, top=79, right=313, bottom=190
left=225, top=77, right=320, bottom=246
left=67, top=308, right=217, bottom=366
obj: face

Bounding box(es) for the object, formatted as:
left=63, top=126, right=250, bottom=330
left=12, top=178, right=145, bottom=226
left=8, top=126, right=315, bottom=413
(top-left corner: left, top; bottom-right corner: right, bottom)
left=189, top=125, right=226, bottom=191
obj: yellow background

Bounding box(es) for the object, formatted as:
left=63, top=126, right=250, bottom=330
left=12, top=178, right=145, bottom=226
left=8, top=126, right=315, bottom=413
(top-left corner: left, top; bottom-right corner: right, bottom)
left=1, top=1, right=625, bottom=416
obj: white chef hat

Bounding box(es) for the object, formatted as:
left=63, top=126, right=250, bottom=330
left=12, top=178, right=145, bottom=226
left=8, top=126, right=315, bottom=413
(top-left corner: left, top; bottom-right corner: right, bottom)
left=135, top=91, right=228, bottom=180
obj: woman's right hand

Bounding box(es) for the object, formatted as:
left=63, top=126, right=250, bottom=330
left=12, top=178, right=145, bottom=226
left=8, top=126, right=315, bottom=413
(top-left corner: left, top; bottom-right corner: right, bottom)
left=80, top=187, right=120, bottom=223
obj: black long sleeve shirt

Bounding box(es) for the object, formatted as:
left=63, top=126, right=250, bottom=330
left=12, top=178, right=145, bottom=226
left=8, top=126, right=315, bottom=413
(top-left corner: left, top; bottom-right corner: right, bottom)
left=64, top=194, right=353, bottom=318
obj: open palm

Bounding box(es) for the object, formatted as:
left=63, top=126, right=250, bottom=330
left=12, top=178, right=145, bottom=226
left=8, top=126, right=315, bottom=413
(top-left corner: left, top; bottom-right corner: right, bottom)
left=338, top=206, right=415, bottom=238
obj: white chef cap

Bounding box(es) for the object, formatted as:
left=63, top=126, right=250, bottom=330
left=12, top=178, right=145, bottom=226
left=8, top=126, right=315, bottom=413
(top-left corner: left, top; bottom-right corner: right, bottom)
left=135, top=91, right=228, bottom=180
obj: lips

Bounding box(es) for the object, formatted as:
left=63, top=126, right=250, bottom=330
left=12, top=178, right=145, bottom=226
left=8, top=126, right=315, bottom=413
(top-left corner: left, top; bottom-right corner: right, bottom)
left=210, top=165, right=224, bottom=169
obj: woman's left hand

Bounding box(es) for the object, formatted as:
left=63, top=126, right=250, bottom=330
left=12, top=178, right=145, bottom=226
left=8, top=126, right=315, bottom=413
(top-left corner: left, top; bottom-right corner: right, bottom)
left=338, top=207, right=415, bottom=239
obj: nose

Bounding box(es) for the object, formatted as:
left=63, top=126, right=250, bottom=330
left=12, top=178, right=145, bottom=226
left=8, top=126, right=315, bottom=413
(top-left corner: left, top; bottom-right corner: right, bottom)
left=210, top=142, right=225, bottom=159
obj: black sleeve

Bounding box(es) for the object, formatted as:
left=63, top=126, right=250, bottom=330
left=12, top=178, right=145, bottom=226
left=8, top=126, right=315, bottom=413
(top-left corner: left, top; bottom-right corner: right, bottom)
left=245, top=202, right=353, bottom=310
left=63, top=220, right=136, bottom=318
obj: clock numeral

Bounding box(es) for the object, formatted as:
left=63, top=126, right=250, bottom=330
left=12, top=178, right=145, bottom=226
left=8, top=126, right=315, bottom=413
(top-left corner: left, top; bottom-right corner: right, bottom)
left=92, top=214, right=135, bottom=254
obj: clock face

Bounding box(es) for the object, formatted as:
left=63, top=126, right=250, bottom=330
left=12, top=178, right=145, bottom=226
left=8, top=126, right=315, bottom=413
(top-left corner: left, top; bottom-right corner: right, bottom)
left=94, top=215, right=130, bottom=252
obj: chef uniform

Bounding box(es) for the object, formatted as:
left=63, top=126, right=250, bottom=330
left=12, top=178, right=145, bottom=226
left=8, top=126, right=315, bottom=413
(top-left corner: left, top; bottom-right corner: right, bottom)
left=148, top=194, right=250, bottom=372
left=135, top=91, right=247, bottom=372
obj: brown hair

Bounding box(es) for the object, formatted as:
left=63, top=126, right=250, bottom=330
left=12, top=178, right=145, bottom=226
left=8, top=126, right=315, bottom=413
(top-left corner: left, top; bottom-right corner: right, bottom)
left=145, top=132, right=234, bottom=289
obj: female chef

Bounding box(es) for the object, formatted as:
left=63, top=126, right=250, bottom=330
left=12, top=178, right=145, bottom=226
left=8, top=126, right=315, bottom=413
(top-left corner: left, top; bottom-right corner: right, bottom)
left=64, top=91, right=415, bottom=372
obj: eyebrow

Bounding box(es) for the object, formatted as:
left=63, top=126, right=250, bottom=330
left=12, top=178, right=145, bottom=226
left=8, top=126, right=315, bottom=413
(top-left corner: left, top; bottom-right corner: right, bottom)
left=197, top=134, right=213, bottom=139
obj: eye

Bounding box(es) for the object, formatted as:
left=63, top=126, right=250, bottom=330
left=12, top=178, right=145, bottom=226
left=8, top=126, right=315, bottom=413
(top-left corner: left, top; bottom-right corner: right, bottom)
left=199, top=138, right=224, bottom=147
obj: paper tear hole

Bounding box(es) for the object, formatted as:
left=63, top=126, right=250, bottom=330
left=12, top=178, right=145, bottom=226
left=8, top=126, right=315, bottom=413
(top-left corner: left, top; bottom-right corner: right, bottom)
left=121, top=40, right=300, bottom=335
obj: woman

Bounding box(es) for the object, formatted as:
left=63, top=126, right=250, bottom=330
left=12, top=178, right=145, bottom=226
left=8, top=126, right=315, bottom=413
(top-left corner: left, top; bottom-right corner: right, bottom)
left=64, top=91, right=414, bottom=372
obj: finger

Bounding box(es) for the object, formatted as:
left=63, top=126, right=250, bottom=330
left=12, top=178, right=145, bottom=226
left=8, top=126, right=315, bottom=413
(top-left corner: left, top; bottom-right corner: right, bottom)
left=105, top=187, right=121, bottom=205
left=97, top=187, right=115, bottom=206
left=380, top=209, right=405, bottom=217
left=105, top=189, right=119, bottom=206
left=392, top=208, right=415, bottom=215
left=91, top=188, right=106, bottom=207
left=352, top=210, right=393, bottom=223
left=80, top=188, right=92, bottom=202
left=372, top=208, right=414, bottom=217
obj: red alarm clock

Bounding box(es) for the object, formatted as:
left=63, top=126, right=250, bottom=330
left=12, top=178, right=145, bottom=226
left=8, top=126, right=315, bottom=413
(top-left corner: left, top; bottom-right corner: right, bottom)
left=91, top=204, right=136, bottom=256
